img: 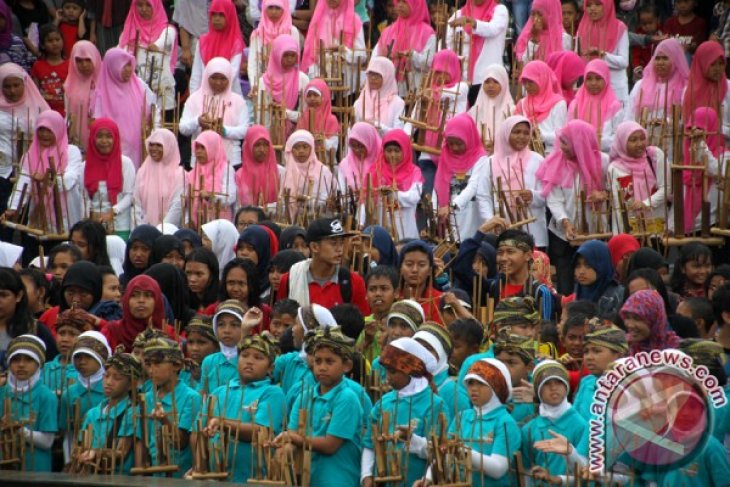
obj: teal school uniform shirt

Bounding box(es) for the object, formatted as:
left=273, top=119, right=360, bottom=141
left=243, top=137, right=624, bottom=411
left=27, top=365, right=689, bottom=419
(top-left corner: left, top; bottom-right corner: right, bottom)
left=0, top=380, right=58, bottom=472
left=59, top=378, right=105, bottom=432
left=207, top=377, right=285, bottom=482
left=436, top=373, right=471, bottom=418
left=273, top=351, right=310, bottom=394
left=711, top=383, right=730, bottom=444
left=520, top=407, right=587, bottom=476
left=572, top=374, right=598, bottom=421
left=508, top=400, right=537, bottom=427
left=457, top=346, right=495, bottom=385
left=141, top=379, right=202, bottom=478
left=288, top=379, right=363, bottom=487
left=80, top=396, right=137, bottom=473
left=42, top=355, right=77, bottom=395
left=364, top=386, right=447, bottom=486
left=655, top=436, right=730, bottom=486
left=200, top=352, right=238, bottom=394
left=448, top=404, right=521, bottom=487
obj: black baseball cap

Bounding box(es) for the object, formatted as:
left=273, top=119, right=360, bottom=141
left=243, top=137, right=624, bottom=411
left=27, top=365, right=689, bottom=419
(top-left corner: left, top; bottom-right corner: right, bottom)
left=305, top=218, right=356, bottom=243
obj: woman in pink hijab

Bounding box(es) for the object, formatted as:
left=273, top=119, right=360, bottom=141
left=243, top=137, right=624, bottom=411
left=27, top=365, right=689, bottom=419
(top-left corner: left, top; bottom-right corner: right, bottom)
left=682, top=41, right=729, bottom=132
left=515, top=60, right=566, bottom=152
left=190, top=0, right=246, bottom=95
left=248, top=0, right=299, bottom=84
left=64, top=41, right=102, bottom=150
left=133, top=128, right=185, bottom=227
left=92, top=48, right=155, bottom=169
left=567, top=59, right=623, bottom=151
left=281, top=130, right=333, bottom=214
left=235, top=125, right=281, bottom=208
left=7, top=110, right=84, bottom=230
left=515, top=0, right=566, bottom=63
left=467, top=64, right=515, bottom=154
left=607, top=121, right=667, bottom=235
left=0, top=62, right=50, bottom=121
left=545, top=50, right=585, bottom=106
left=296, top=78, right=340, bottom=152
left=375, top=0, right=435, bottom=93
left=353, top=56, right=405, bottom=134
left=337, top=122, right=381, bottom=192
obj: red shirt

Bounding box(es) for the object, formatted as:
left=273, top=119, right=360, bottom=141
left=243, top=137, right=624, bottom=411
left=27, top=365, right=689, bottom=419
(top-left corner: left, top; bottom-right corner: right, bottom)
left=663, top=15, right=708, bottom=50
left=277, top=268, right=370, bottom=316
left=30, top=58, right=69, bottom=116
left=59, top=22, right=79, bottom=59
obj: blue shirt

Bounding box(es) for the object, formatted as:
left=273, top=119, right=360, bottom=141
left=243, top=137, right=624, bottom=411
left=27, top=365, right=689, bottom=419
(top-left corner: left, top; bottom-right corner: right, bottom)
left=59, top=378, right=105, bottom=432
left=80, top=396, right=137, bottom=473
left=200, top=352, right=238, bottom=394
left=521, top=407, right=587, bottom=476
left=273, top=351, right=311, bottom=395
left=436, top=372, right=471, bottom=420
left=572, top=374, right=598, bottom=421
left=655, top=436, right=730, bottom=486
left=42, top=355, right=77, bottom=396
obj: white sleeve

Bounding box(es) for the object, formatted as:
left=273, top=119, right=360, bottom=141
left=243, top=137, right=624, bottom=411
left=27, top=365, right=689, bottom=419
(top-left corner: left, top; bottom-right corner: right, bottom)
left=723, top=81, right=730, bottom=142
left=407, top=433, right=429, bottom=459
left=473, top=5, right=509, bottom=39
left=62, top=146, right=84, bottom=191
left=547, top=187, right=569, bottom=223
left=398, top=182, right=422, bottom=208
left=8, top=171, right=30, bottom=210
left=189, top=43, right=203, bottom=94
left=475, top=159, right=495, bottom=221
left=165, top=185, right=184, bottom=226
left=453, top=157, right=485, bottom=210
left=213, top=164, right=237, bottom=206
left=625, top=81, right=640, bottom=122
left=248, top=0, right=262, bottom=26
left=540, top=101, right=567, bottom=147
left=469, top=449, right=509, bottom=478
left=178, top=101, right=200, bottom=136
left=361, top=447, right=375, bottom=483
left=113, top=157, right=136, bottom=215
left=223, top=101, right=249, bottom=140
left=604, top=31, right=629, bottom=70
left=411, top=35, right=436, bottom=71
left=325, top=135, right=339, bottom=152
left=153, top=26, right=177, bottom=53
left=248, top=36, right=260, bottom=84
left=133, top=189, right=145, bottom=225
left=230, top=53, right=243, bottom=82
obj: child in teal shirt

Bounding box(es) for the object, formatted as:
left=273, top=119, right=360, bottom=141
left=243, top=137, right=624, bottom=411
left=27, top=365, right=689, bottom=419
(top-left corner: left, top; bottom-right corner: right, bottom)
left=76, top=350, right=142, bottom=474
left=200, top=334, right=285, bottom=482
left=199, top=300, right=250, bottom=394
left=493, top=328, right=538, bottom=426
left=42, top=309, right=81, bottom=396
left=0, top=335, right=58, bottom=472
left=184, top=314, right=219, bottom=391
left=277, top=327, right=364, bottom=487
left=362, top=337, right=447, bottom=487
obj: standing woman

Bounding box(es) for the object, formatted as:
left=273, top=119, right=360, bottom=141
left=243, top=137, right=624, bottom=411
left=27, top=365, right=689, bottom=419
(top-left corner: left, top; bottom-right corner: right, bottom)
left=607, top=121, right=667, bottom=235
left=7, top=110, right=84, bottom=231
left=682, top=41, right=730, bottom=142
left=91, top=48, right=157, bottom=169
left=363, top=129, right=423, bottom=240
left=190, top=0, right=245, bottom=95
left=576, top=0, right=629, bottom=104
left=567, top=59, right=623, bottom=152
left=82, top=119, right=136, bottom=240
left=64, top=41, right=102, bottom=150
left=536, top=119, right=608, bottom=295
left=248, top=0, right=300, bottom=85
left=352, top=56, right=404, bottom=134
left=235, top=125, right=283, bottom=210
left=434, top=113, right=488, bottom=241
left=133, top=128, right=185, bottom=227
left=515, top=0, right=567, bottom=64
left=179, top=57, right=249, bottom=167
left=337, top=122, right=381, bottom=193
left=467, top=64, right=515, bottom=155
left=280, top=130, right=333, bottom=214
left=374, top=0, right=436, bottom=95
left=117, top=0, right=177, bottom=118
left=515, top=60, right=566, bottom=153
left=545, top=50, right=585, bottom=106
left=445, top=0, right=509, bottom=104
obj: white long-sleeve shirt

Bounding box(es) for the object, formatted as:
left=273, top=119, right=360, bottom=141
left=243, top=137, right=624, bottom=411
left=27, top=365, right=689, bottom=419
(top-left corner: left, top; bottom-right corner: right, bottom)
left=442, top=155, right=489, bottom=241
left=190, top=43, right=243, bottom=95
left=246, top=0, right=298, bottom=26
left=306, top=27, right=368, bottom=95
left=179, top=97, right=249, bottom=167
left=83, top=155, right=137, bottom=232
left=127, top=25, right=177, bottom=110
left=353, top=95, right=406, bottom=135
left=133, top=183, right=185, bottom=228
left=567, top=103, right=624, bottom=152
left=515, top=99, right=567, bottom=153
left=358, top=181, right=422, bottom=239
left=247, top=26, right=302, bottom=86
left=374, top=34, right=437, bottom=97
left=520, top=31, right=573, bottom=64
left=603, top=31, right=630, bottom=105
left=170, top=163, right=238, bottom=227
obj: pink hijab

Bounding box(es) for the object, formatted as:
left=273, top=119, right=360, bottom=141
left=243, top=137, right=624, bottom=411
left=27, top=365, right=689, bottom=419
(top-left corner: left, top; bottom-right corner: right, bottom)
left=93, top=48, right=146, bottom=168
left=576, top=0, right=626, bottom=54
left=26, top=110, right=68, bottom=174
left=199, top=0, right=246, bottom=65
left=0, top=63, right=50, bottom=115
left=434, top=113, right=486, bottom=207
left=683, top=107, right=723, bottom=234
left=546, top=50, right=585, bottom=105
left=188, top=131, right=232, bottom=222
left=460, top=0, right=497, bottom=80
left=64, top=41, right=102, bottom=149
left=609, top=121, right=656, bottom=204
left=134, top=129, right=184, bottom=226
left=568, top=59, right=621, bottom=126
left=491, top=115, right=533, bottom=191
left=468, top=64, right=515, bottom=142
left=366, top=129, right=423, bottom=191
left=682, top=41, right=728, bottom=122
left=263, top=34, right=301, bottom=110
left=515, top=0, right=564, bottom=61
left=354, top=56, right=398, bottom=125
left=339, top=122, right=381, bottom=190
left=118, top=0, right=177, bottom=70
left=252, top=0, right=293, bottom=46
left=536, top=119, right=603, bottom=197
left=426, top=49, right=461, bottom=150
left=636, top=38, right=689, bottom=118
left=185, top=57, right=247, bottom=127
left=301, top=0, right=362, bottom=71
left=235, top=125, right=280, bottom=205
left=282, top=130, right=332, bottom=197
left=378, top=0, right=434, bottom=79
left=297, top=78, right=340, bottom=137
left=516, top=60, right=564, bottom=122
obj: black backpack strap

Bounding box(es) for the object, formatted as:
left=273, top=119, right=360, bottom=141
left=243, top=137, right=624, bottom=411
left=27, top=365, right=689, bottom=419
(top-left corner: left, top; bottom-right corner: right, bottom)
left=338, top=267, right=353, bottom=303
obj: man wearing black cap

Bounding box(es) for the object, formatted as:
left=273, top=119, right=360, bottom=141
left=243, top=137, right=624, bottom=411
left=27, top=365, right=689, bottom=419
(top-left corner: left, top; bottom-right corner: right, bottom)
left=276, top=218, right=370, bottom=316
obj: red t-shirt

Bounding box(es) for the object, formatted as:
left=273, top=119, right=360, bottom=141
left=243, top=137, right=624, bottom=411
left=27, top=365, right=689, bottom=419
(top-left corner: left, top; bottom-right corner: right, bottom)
left=58, top=22, right=79, bottom=59
left=663, top=15, right=708, bottom=50
left=277, top=269, right=371, bottom=317
left=30, top=59, right=69, bottom=116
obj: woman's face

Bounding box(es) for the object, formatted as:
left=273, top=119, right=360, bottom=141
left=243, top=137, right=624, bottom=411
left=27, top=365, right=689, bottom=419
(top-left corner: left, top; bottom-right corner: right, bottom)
left=574, top=255, right=597, bottom=287
left=211, top=12, right=227, bottom=31
left=349, top=138, right=368, bottom=160
left=208, top=73, right=230, bottom=94
left=446, top=136, right=466, bottom=155
left=509, top=122, right=531, bottom=152
left=225, top=267, right=249, bottom=303
left=70, top=231, right=90, bottom=259
left=136, top=0, right=153, bottom=20
left=706, top=58, right=726, bottom=82
left=625, top=130, right=647, bottom=158
left=148, top=142, right=164, bottom=162
left=75, top=57, right=94, bottom=77
left=266, top=5, right=284, bottom=22
left=121, top=63, right=133, bottom=82
left=281, top=51, right=298, bottom=69
left=95, top=129, right=115, bottom=155
left=2, top=76, right=24, bottom=103
left=36, top=127, right=56, bottom=148
left=400, top=250, right=431, bottom=290
left=585, top=0, right=604, bottom=22
left=305, top=90, right=322, bottom=109
left=0, top=288, right=21, bottom=322
left=327, top=0, right=342, bottom=8
left=562, top=2, right=578, bottom=31
left=683, top=257, right=712, bottom=287
left=185, top=261, right=212, bottom=296
left=162, top=250, right=185, bottom=270
left=623, top=313, right=651, bottom=345
left=523, top=79, right=539, bottom=96
left=253, top=138, right=270, bottom=162
left=483, top=77, right=501, bottom=98
left=396, top=0, right=411, bottom=18
left=384, top=144, right=403, bottom=165
left=292, top=141, right=312, bottom=163
left=433, top=70, right=451, bottom=87
left=652, top=53, right=672, bottom=80
left=585, top=72, right=605, bottom=96
left=195, top=143, right=209, bottom=164
left=366, top=71, right=384, bottom=91
left=559, top=136, right=576, bottom=160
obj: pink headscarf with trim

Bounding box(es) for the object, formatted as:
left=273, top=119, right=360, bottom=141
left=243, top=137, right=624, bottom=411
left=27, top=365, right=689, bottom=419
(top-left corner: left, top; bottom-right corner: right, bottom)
left=134, top=129, right=184, bottom=226
left=118, top=0, right=177, bottom=70
left=297, top=78, right=340, bottom=137
left=515, top=60, right=564, bottom=123
left=568, top=59, right=621, bottom=126
left=185, top=57, right=248, bottom=127
left=263, top=34, right=301, bottom=110
left=425, top=49, right=461, bottom=150
left=252, top=0, right=293, bottom=46
left=0, top=63, right=50, bottom=115
left=281, top=130, right=332, bottom=197
left=515, top=0, right=563, bottom=61
left=609, top=121, right=656, bottom=204
left=354, top=56, right=398, bottom=125
left=576, top=0, right=626, bottom=54
left=536, top=119, right=603, bottom=197
left=93, top=48, right=146, bottom=168
left=434, top=113, right=485, bottom=207
left=64, top=41, right=102, bottom=150
left=460, top=0, right=496, bottom=80
left=546, top=50, right=585, bottom=106
left=636, top=38, right=688, bottom=118
left=377, top=0, right=434, bottom=80
left=235, top=125, right=280, bottom=205
left=682, top=41, right=727, bottom=122
left=188, top=131, right=232, bottom=223
left=199, top=0, right=246, bottom=65
left=301, top=0, right=362, bottom=71
left=366, top=129, right=424, bottom=191
left=339, top=122, right=381, bottom=190
left=491, top=115, right=533, bottom=192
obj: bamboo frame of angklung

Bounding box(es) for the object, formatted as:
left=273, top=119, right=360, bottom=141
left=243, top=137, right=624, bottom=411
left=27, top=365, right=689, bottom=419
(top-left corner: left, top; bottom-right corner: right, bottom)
left=0, top=395, right=33, bottom=470
left=129, top=382, right=181, bottom=476
left=427, top=411, right=471, bottom=486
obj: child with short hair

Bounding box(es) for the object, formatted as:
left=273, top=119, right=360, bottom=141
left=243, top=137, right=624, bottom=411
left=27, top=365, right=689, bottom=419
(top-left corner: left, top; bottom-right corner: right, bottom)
left=448, top=318, right=483, bottom=372
left=269, top=299, right=299, bottom=340
left=664, top=0, right=707, bottom=57
left=493, top=328, right=538, bottom=425
left=99, top=266, right=121, bottom=303
left=42, top=308, right=83, bottom=395
left=76, top=350, right=141, bottom=474
left=631, top=5, right=665, bottom=79
left=370, top=299, right=426, bottom=386
left=30, top=23, right=69, bottom=115
left=356, top=265, right=399, bottom=363
left=54, top=0, right=87, bottom=57
left=671, top=242, right=714, bottom=298
left=0, top=335, right=58, bottom=471
left=184, top=315, right=219, bottom=389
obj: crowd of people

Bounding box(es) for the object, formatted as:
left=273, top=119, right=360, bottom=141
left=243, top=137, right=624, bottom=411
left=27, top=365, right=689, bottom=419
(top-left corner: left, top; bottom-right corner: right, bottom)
left=0, top=0, right=729, bottom=484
